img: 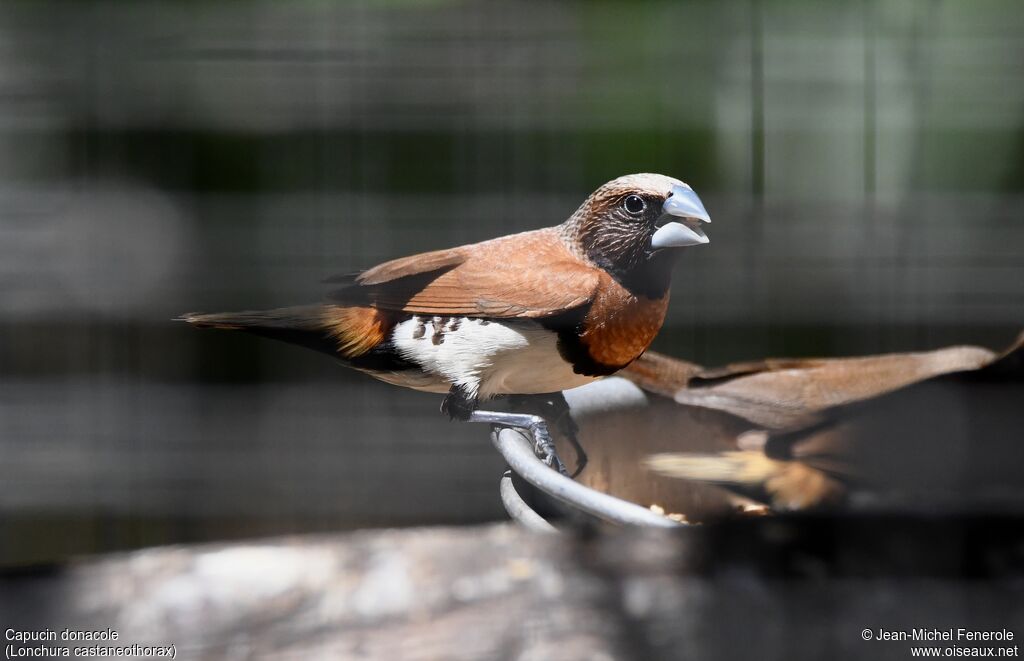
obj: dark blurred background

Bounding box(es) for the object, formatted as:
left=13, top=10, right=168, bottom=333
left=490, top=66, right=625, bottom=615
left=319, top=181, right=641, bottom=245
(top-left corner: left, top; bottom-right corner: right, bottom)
left=0, top=0, right=1021, bottom=565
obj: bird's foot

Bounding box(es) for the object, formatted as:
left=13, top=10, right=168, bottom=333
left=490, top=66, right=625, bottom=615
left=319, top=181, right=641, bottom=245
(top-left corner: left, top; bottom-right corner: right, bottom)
left=464, top=409, right=569, bottom=476
left=507, top=393, right=587, bottom=478
left=444, top=385, right=573, bottom=475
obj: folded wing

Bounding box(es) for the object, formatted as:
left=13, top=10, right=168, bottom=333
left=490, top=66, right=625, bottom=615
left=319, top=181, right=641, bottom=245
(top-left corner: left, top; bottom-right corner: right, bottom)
left=329, top=228, right=601, bottom=319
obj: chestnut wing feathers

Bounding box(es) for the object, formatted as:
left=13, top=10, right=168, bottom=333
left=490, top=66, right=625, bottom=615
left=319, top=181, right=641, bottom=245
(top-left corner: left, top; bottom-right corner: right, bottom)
left=328, top=229, right=600, bottom=319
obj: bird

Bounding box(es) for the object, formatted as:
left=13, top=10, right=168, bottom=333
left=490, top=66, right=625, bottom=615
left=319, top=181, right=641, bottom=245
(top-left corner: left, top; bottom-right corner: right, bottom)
left=645, top=333, right=1024, bottom=511
left=182, top=173, right=712, bottom=473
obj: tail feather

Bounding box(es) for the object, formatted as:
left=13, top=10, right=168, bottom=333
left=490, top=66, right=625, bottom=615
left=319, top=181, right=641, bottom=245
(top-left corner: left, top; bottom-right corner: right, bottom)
left=178, top=306, right=323, bottom=330
left=645, top=450, right=844, bottom=511
left=179, top=305, right=415, bottom=375
left=178, top=305, right=342, bottom=357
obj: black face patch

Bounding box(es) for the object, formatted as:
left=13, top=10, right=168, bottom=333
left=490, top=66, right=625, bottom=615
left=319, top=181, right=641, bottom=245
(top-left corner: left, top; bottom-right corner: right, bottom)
left=575, top=192, right=678, bottom=298
left=579, top=192, right=662, bottom=275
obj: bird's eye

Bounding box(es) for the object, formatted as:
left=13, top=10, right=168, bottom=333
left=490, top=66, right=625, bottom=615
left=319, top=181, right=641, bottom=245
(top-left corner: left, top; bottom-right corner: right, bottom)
left=624, top=195, right=646, bottom=215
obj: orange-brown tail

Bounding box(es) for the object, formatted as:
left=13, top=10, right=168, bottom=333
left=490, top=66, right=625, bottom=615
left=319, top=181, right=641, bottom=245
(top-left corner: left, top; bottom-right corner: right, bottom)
left=179, top=305, right=402, bottom=369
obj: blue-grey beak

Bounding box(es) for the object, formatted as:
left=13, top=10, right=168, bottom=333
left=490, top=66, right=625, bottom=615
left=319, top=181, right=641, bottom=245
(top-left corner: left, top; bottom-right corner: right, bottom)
left=651, top=185, right=711, bottom=250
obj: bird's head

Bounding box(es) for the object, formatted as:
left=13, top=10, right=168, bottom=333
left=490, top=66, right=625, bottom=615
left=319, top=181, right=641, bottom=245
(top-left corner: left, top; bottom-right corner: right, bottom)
left=564, top=173, right=711, bottom=292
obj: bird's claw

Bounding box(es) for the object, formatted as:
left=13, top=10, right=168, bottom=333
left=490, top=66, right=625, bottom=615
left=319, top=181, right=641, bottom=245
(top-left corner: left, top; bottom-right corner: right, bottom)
left=530, top=421, right=568, bottom=476
left=505, top=393, right=584, bottom=477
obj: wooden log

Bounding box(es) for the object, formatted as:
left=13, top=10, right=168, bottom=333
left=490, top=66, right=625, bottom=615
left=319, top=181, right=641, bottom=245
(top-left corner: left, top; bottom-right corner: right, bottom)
left=2, top=518, right=1023, bottom=660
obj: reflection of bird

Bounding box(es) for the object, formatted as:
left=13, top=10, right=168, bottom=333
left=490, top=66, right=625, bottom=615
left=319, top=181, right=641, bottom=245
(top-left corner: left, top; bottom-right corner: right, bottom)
left=183, top=174, right=711, bottom=472
left=646, top=334, right=1024, bottom=512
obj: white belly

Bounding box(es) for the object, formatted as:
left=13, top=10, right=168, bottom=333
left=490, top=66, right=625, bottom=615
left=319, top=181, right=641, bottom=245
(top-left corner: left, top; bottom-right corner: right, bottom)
left=387, top=316, right=600, bottom=398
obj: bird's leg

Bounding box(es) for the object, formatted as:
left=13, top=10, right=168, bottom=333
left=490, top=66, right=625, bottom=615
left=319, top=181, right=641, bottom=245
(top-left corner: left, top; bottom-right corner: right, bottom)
left=507, top=392, right=587, bottom=478
left=444, top=385, right=568, bottom=475
left=441, top=384, right=477, bottom=421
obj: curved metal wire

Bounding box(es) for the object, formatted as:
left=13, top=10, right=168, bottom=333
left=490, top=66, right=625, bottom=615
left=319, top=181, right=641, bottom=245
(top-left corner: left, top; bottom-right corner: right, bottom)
left=499, top=471, right=557, bottom=532
left=491, top=427, right=681, bottom=528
